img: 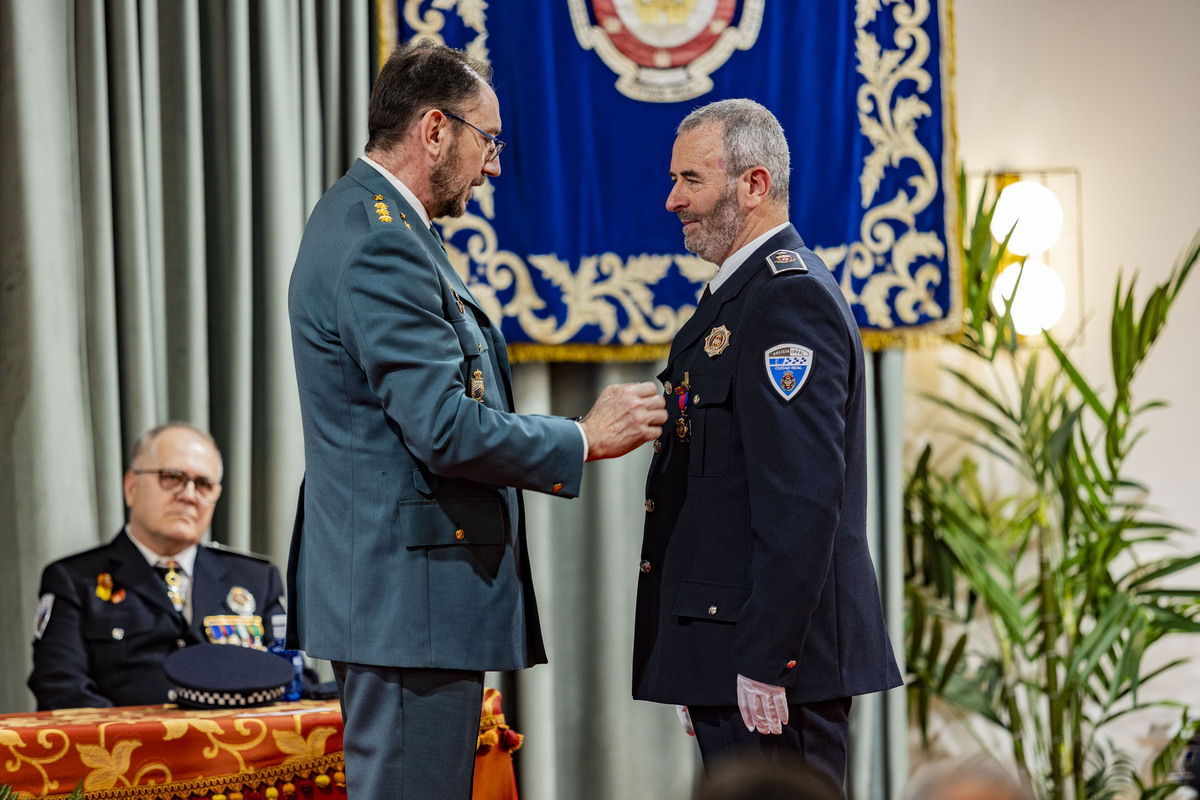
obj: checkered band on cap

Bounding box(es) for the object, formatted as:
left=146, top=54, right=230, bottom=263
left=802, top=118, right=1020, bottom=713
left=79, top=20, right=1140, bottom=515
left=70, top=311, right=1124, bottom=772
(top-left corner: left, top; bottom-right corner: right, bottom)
left=174, top=684, right=286, bottom=708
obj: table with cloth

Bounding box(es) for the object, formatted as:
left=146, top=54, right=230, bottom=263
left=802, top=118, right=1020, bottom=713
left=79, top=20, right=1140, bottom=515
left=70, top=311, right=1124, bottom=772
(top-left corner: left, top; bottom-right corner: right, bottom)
left=0, top=690, right=519, bottom=800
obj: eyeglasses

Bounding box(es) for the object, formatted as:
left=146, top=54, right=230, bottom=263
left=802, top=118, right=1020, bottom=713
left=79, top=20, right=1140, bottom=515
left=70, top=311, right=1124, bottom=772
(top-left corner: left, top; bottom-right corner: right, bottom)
left=443, top=111, right=506, bottom=163
left=132, top=469, right=223, bottom=503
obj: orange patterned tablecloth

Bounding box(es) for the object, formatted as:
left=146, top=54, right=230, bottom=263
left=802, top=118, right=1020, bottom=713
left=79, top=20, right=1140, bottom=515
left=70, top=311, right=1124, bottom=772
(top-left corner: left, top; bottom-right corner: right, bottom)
left=0, top=700, right=346, bottom=800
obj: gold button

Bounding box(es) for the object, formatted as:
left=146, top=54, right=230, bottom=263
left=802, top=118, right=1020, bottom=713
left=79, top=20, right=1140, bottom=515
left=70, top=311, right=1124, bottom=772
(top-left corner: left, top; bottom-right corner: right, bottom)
left=455, top=529, right=465, bottom=540
left=478, top=343, right=483, bottom=353
left=552, top=483, right=563, bottom=493
left=708, top=605, right=718, bottom=616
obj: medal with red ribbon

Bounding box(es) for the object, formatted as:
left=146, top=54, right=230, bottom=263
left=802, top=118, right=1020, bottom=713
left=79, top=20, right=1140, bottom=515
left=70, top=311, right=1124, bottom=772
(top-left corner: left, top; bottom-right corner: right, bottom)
left=675, top=372, right=691, bottom=442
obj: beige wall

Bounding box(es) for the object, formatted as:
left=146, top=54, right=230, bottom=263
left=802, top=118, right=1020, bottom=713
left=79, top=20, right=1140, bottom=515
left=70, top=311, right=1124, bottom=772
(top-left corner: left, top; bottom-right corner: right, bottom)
left=907, top=0, right=1200, bottom=771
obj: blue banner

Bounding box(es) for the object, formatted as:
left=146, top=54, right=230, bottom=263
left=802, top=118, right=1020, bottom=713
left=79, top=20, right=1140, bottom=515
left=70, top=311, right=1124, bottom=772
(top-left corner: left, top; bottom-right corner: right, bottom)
left=383, top=0, right=958, bottom=360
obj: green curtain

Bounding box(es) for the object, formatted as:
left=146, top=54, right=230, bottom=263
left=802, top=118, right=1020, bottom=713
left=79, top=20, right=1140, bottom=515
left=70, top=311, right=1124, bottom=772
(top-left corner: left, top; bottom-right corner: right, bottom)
left=0, top=3, right=907, bottom=797
left=0, top=0, right=368, bottom=712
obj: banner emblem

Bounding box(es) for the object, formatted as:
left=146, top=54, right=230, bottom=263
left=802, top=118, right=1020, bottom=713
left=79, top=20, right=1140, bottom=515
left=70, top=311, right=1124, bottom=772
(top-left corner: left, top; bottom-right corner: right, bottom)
left=569, top=0, right=765, bottom=102
left=764, top=344, right=813, bottom=402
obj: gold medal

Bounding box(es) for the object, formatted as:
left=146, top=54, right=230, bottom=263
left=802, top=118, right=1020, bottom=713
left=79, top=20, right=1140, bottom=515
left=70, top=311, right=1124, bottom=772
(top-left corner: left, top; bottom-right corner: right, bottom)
left=471, top=369, right=485, bottom=402
left=675, top=372, right=691, bottom=442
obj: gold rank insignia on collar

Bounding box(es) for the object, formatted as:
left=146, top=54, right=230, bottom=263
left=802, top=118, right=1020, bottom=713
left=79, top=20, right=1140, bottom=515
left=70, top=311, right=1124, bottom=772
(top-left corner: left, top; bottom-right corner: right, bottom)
left=704, top=325, right=731, bottom=357
left=373, top=196, right=394, bottom=224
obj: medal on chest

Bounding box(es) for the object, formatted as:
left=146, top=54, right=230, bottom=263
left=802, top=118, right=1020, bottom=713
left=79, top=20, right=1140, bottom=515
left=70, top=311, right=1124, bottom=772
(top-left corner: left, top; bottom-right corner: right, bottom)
left=674, top=372, right=691, bottom=442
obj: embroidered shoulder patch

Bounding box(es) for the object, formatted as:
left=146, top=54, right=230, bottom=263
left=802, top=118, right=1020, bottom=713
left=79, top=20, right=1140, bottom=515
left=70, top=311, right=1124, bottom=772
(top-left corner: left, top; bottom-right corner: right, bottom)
left=35, top=593, right=54, bottom=640
left=764, top=343, right=814, bottom=401
left=766, top=249, right=808, bottom=275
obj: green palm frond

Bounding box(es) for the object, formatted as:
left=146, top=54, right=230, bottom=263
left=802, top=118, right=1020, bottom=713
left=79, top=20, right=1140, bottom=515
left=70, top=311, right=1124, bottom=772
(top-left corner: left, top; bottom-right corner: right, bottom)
left=904, top=173, right=1200, bottom=800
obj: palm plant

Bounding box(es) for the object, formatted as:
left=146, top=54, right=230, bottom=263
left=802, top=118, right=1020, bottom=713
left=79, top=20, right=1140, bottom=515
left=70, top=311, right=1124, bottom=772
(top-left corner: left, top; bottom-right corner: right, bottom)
left=904, top=169, right=1200, bottom=799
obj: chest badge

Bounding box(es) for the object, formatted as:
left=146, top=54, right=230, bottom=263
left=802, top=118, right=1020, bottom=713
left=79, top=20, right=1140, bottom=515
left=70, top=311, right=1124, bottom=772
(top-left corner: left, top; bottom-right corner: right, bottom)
left=704, top=325, right=731, bottom=357
left=471, top=369, right=485, bottom=402
left=226, top=586, right=257, bottom=615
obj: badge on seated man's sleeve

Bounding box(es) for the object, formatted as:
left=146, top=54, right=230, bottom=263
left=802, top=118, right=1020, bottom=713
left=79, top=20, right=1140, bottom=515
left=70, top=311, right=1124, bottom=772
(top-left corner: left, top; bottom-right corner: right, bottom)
left=764, top=343, right=814, bottom=402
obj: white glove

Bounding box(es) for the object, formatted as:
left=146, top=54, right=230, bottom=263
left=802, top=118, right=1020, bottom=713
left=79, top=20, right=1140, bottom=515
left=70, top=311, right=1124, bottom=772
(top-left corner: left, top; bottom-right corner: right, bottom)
left=675, top=704, right=695, bottom=736
left=736, top=673, right=789, bottom=734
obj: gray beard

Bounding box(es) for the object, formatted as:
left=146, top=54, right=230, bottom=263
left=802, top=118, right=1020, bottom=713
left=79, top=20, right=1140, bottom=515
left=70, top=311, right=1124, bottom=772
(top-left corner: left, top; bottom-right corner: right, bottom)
left=682, top=186, right=742, bottom=264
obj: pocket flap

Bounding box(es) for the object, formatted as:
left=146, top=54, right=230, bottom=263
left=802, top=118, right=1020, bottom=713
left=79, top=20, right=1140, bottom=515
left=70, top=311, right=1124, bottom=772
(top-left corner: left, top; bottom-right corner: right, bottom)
left=84, top=608, right=147, bottom=640
left=400, top=497, right=506, bottom=547
left=690, top=372, right=730, bottom=407
left=672, top=578, right=750, bottom=622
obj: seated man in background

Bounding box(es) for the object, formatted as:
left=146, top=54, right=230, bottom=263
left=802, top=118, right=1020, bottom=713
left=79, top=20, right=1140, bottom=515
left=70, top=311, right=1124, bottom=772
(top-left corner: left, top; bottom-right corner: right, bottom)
left=28, top=422, right=285, bottom=710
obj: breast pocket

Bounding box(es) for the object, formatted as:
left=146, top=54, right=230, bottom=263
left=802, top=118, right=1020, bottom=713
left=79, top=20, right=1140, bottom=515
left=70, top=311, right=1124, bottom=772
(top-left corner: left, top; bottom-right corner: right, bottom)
left=84, top=604, right=150, bottom=673
left=686, top=372, right=732, bottom=477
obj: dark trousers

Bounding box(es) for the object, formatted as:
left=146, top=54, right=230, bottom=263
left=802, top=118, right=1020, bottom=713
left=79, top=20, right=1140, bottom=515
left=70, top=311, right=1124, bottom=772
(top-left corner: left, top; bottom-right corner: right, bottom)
left=690, top=697, right=852, bottom=789
left=332, top=662, right=484, bottom=800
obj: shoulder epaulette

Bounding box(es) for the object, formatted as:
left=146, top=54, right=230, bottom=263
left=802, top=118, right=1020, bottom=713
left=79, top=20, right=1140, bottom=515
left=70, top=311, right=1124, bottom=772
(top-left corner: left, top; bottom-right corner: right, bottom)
left=766, top=249, right=808, bottom=275
left=367, top=193, right=412, bottom=230
left=205, top=540, right=273, bottom=563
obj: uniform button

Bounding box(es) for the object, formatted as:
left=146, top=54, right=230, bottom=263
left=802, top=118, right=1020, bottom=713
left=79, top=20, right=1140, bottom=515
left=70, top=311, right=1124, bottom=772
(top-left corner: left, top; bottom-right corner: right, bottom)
left=692, top=393, right=701, bottom=405
left=478, top=343, right=483, bottom=353
left=552, top=483, right=563, bottom=494
left=708, top=605, right=718, bottom=616
left=786, top=660, right=797, bottom=669
left=639, top=560, right=651, bottom=574
left=653, top=439, right=661, bottom=453
left=177, top=639, right=187, bottom=649
left=455, top=529, right=466, bottom=540
left=111, top=628, right=124, bottom=640
left=644, top=499, right=655, bottom=512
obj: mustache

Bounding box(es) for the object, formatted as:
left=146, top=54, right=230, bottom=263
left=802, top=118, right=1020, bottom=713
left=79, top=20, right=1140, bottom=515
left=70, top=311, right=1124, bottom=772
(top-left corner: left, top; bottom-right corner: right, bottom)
left=677, top=212, right=700, bottom=223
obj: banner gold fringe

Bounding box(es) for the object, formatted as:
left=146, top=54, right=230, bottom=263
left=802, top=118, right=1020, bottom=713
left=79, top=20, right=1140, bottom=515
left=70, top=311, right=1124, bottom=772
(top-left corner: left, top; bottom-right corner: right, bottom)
left=508, top=343, right=670, bottom=364
left=375, top=0, right=397, bottom=70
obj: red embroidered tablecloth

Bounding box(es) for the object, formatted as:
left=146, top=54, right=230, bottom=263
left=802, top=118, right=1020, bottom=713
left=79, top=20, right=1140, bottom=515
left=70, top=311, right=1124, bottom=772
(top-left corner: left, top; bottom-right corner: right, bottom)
left=1, top=692, right=520, bottom=800
left=0, top=700, right=346, bottom=800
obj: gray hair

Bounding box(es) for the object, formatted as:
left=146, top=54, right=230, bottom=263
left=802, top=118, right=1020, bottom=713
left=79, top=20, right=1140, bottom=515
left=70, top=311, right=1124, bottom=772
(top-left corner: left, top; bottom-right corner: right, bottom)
left=130, top=422, right=223, bottom=478
left=678, top=98, right=790, bottom=204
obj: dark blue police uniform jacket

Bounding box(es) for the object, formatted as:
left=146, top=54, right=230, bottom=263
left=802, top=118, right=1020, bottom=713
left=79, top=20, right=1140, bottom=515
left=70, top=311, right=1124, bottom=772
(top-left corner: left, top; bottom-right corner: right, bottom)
left=633, top=225, right=903, bottom=707
left=29, top=530, right=285, bottom=710
left=287, top=159, right=583, bottom=671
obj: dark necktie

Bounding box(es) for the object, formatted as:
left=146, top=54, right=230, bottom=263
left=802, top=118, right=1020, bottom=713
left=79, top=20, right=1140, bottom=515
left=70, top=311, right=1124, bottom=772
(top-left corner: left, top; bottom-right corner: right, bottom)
left=698, top=285, right=712, bottom=307
left=430, top=223, right=447, bottom=254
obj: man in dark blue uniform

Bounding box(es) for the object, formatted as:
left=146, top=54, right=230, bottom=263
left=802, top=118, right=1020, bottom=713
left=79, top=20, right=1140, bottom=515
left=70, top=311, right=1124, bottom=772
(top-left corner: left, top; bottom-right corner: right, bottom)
left=29, top=423, right=285, bottom=709
left=633, top=99, right=902, bottom=786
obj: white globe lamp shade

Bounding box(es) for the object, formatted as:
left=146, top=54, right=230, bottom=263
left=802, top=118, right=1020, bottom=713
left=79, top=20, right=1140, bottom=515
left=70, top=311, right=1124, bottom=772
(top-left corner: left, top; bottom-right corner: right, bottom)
left=989, top=260, right=1067, bottom=335
left=990, top=181, right=1064, bottom=256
